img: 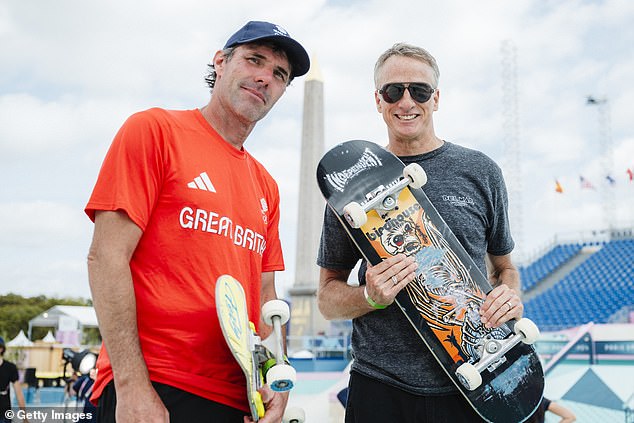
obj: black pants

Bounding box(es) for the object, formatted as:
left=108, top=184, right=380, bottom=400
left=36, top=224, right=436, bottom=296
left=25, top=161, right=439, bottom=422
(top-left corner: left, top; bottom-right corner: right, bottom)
left=345, top=371, right=486, bottom=423
left=97, top=381, right=246, bottom=423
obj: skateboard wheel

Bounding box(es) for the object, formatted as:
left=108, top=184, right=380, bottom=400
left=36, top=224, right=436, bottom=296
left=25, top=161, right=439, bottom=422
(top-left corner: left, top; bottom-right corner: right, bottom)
left=266, top=363, right=296, bottom=392
left=514, top=318, right=540, bottom=344
left=403, top=163, right=427, bottom=189
left=262, top=299, right=290, bottom=325
left=283, top=406, right=306, bottom=423
left=456, top=362, right=482, bottom=391
left=343, top=201, right=367, bottom=228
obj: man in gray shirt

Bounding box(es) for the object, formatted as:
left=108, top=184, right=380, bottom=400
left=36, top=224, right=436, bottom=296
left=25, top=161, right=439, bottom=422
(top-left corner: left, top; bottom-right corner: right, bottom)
left=317, top=43, right=524, bottom=422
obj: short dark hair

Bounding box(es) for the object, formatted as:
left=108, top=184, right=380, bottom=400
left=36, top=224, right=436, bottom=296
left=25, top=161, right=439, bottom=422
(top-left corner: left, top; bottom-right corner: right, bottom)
left=204, top=47, right=236, bottom=92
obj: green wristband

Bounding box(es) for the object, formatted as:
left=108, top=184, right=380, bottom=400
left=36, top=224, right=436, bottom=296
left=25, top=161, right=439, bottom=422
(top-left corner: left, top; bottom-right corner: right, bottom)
left=364, top=286, right=388, bottom=309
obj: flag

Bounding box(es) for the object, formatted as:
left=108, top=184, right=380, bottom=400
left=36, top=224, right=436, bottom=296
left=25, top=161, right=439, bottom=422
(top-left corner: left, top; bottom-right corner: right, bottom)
left=627, top=168, right=633, bottom=182
left=555, top=180, right=564, bottom=193
left=580, top=176, right=596, bottom=190
left=606, top=175, right=616, bottom=185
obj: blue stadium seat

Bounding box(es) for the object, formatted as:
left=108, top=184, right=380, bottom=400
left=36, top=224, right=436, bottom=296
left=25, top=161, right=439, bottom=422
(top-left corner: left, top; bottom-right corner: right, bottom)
left=519, top=243, right=584, bottom=291
left=523, top=239, right=634, bottom=330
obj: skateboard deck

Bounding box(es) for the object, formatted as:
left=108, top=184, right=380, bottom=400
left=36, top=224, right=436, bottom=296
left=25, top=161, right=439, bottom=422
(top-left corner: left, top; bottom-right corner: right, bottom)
left=317, top=140, right=544, bottom=423
left=216, top=275, right=303, bottom=423
left=216, top=274, right=265, bottom=420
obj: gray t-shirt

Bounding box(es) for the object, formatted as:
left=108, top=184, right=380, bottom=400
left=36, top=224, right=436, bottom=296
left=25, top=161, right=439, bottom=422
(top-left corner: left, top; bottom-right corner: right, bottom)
left=317, top=141, right=514, bottom=395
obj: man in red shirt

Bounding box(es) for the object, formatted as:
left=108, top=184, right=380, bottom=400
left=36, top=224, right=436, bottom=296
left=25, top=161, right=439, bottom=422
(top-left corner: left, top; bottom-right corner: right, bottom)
left=85, top=21, right=309, bottom=423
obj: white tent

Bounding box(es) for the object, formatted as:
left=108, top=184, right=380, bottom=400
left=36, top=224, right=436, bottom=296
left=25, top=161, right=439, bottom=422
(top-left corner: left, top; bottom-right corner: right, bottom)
left=40, top=331, right=57, bottom=343
left=7, top=330, right=34, bottom=347
left=28, top=305, right=98, bottom=345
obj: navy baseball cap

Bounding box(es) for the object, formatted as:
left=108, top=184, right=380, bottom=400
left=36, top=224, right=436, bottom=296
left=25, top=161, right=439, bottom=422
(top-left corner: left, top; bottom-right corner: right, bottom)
left=224, top=21, right=310, bottom=78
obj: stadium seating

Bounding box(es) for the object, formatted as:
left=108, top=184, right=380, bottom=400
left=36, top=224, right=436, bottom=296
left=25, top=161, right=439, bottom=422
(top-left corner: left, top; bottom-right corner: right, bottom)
left=519, top=243, right=584, bottom=291
left=522, top=239, right=634, bottom=331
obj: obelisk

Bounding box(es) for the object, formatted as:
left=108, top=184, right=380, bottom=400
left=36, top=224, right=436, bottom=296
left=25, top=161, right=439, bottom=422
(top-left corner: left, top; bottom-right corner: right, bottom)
left=288, top=57, right=329, bottom=340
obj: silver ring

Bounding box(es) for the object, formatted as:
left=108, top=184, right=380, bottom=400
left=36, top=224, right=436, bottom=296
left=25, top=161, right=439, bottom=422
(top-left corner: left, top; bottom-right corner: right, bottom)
left=506, top=301, right=513, bottom=312
left=391, top=275, right=399, bottom=286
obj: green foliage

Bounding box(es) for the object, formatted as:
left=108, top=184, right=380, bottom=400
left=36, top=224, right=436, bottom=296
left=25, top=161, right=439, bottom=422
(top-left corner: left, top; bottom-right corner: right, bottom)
left=0, top=293, right=92, bottom=341
left=82, top=327, right=102, bottom=346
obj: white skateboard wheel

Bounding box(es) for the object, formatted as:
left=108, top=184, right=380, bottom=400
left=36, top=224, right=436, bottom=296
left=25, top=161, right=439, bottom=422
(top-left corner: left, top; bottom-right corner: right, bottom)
left=456, top=362, right=482, bottom=391
left=514, top=318, right=540, bottom=344
left=343, top=201, right=367, bottom=228
left=283, top=406, right=306, bottom=423
left=403, top=163, right=427, bottom=189
left=266, top=363, right=296, bottom=392
left=262, top=299, right=290, bottom=325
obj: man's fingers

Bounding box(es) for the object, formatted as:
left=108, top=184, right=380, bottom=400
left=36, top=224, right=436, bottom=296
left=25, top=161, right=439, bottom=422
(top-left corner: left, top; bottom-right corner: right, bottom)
left=480, top=284, right=522, bottom=328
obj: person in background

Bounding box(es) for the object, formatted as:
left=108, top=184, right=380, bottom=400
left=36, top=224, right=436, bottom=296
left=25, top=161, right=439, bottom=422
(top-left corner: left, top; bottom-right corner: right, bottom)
left=72, top=368, right=96, bottom=422
left=0, top=337, right=28, bottom=423
left=528, top=397, right=576, bottom=423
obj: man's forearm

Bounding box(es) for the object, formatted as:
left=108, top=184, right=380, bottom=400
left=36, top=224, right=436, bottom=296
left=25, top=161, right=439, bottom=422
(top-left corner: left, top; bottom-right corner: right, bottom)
left=88, top=258, right=151, bottom=390
left=318, top=268, right=373, bottom=320
left=488, top=254, right=520, bottom=292
left=496, top=267, right=520, bottom=292
left=87, top=211, right=151, bottom=391
left=13, top=381, right=26, bottom=410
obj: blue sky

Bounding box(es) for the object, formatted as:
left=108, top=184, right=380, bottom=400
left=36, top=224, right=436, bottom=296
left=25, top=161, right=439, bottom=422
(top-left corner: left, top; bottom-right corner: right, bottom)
left=1, top=0, right=633, bottom=299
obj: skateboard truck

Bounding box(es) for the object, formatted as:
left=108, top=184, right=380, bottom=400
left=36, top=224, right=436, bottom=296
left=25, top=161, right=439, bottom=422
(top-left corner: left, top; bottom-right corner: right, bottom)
left=344, top=163, right=428, bottom=228
left=476, top=336, right=509, bottom=373
left=455, top=318, right=540, bottom=390
left=262, top=300, right=296, bottom=392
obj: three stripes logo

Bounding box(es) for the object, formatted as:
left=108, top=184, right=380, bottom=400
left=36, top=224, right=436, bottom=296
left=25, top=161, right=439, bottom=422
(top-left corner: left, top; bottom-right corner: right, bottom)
left=188, top=172, right=216, bottom=193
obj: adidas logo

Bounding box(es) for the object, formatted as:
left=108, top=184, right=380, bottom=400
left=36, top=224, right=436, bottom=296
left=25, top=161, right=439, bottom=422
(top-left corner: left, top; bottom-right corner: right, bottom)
left=187, top=172, right=216, bottom=193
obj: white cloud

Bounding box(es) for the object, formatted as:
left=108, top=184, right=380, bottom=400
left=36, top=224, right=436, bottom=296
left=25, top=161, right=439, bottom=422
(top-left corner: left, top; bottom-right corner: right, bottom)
left=1, top=0, right=633, bottom=298
left=0, top=201, right=92, bottom=297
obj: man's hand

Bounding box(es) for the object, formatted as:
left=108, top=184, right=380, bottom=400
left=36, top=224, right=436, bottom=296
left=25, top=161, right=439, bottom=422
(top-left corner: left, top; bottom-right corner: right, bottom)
left=480, top=284, right=523, bottom=328
left=243, top=385, right=289, bottom=423
left=115, top=385, right=169, bottom=423
left=364, top=254, right=418, bottom=307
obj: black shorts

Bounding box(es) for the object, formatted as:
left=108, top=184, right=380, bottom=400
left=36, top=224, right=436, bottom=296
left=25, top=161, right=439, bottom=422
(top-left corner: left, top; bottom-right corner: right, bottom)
left=96, top=381, right=246, bottom=423
left=345, top=371, right=486, bottom=423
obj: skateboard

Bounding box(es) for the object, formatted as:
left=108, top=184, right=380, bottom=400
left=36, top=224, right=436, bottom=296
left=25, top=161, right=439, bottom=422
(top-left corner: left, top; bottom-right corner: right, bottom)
left=216, top=275, right=304, bottom=422
left=316, top=140, right=544, bottom=423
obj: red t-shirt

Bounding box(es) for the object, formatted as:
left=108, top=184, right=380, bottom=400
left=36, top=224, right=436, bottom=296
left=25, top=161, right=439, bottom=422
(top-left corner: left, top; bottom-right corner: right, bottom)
left=85, top=108, right=284, bottom=412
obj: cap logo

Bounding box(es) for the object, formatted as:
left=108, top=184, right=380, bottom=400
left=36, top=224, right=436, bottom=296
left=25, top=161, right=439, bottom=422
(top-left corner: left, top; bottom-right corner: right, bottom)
left=273, top=25, right=289, bottom=37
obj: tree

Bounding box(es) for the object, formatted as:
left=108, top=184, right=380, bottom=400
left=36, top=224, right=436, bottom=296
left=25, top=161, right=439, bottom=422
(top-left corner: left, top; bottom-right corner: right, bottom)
left=0, top=293, right=92, bottom=341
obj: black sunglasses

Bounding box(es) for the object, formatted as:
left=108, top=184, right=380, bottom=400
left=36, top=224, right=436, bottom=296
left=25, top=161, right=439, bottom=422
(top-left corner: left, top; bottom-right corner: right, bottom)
left=378, top=82, right=435, bottom=104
